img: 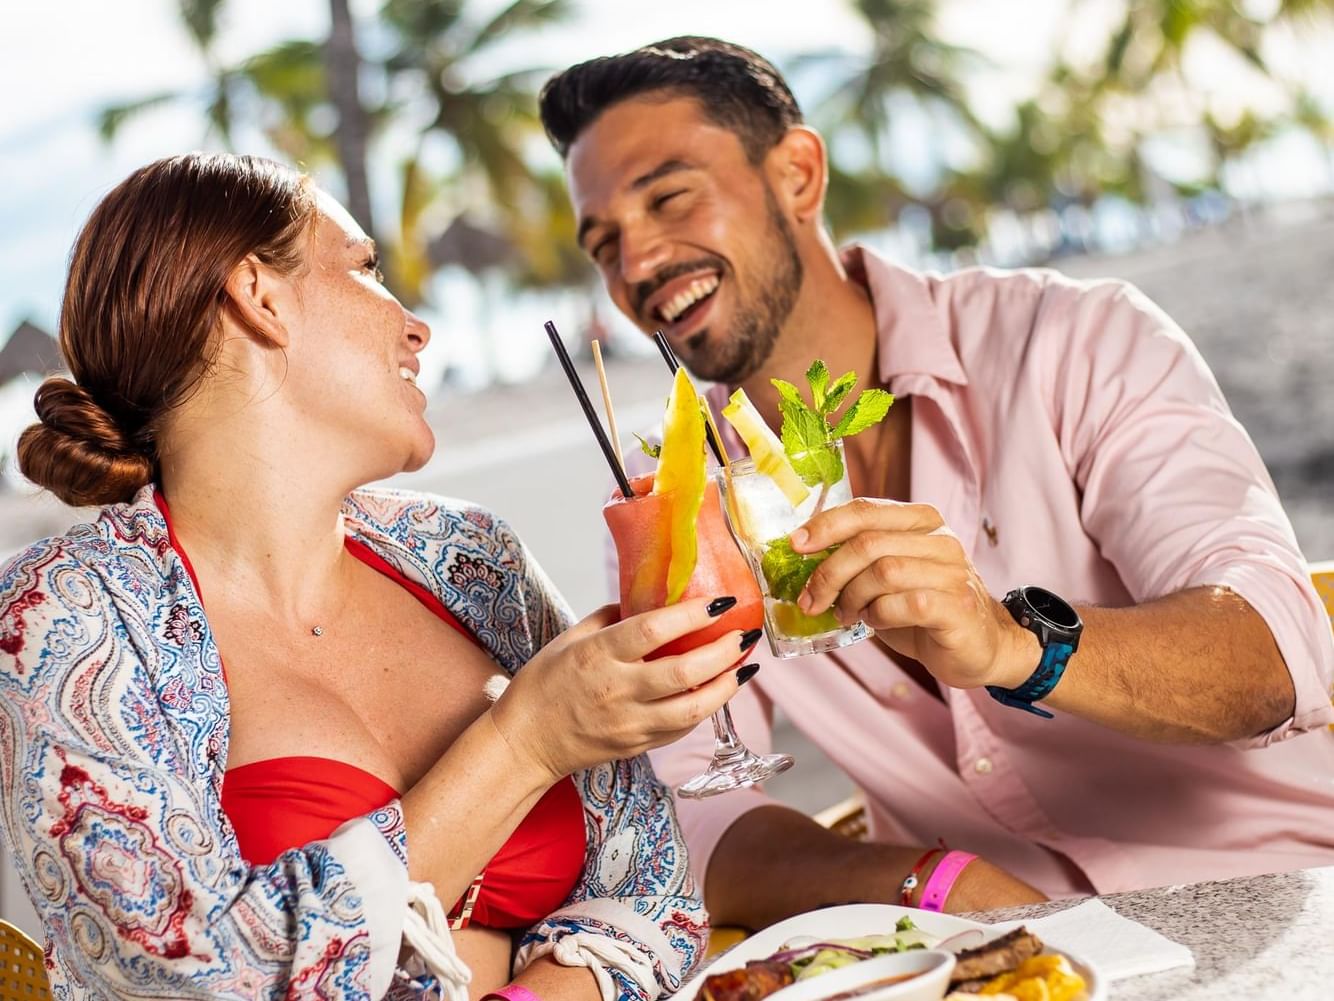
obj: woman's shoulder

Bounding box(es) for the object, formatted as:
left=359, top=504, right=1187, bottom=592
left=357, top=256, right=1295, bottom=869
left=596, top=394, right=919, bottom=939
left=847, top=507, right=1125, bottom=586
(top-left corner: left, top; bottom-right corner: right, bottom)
left=1, top=490, right=172, bottom=658
left=343, top=486, right=521, bottom=554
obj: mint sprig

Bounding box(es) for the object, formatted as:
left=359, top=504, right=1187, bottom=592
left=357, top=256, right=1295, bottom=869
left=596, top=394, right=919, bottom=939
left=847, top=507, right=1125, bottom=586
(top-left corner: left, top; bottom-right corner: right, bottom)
left=771, top=361, right=894, bottom=491
left=634, top=433, right=662, bottom=459
left=760, top=536, right=833, bottom=602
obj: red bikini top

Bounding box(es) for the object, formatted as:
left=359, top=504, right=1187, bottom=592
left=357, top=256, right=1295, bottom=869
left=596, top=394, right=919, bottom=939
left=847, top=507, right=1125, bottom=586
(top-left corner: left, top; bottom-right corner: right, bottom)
left=153, top=491, right=587, bottom=929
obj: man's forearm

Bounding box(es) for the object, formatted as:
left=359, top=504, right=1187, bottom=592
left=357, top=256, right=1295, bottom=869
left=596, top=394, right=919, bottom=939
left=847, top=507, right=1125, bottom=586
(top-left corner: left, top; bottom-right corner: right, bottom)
left=1036, top=586, right=1294, bottom=743
left=705, top=805, right=1044, bottom=929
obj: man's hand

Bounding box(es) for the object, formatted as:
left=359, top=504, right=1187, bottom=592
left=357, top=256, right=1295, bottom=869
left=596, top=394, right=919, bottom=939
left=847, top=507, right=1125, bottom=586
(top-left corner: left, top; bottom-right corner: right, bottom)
left=791, top=499, right=1037, bottom=691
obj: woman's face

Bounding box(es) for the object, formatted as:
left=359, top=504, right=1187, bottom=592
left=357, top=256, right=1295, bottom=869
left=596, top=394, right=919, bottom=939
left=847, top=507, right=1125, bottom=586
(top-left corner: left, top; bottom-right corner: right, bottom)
left=284, top=191, right=435, bottom=476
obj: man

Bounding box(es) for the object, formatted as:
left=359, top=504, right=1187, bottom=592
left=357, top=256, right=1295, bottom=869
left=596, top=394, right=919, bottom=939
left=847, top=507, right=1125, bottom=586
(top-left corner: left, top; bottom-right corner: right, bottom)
left=538, top=37, right=1334, bottom=928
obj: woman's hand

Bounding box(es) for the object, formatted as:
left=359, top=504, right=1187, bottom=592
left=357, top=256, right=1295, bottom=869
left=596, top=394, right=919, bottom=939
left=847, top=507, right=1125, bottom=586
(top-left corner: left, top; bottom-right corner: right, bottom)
left=791, top=499, right=1036, bottom=691
left=489, top=597, right=756, bottom=783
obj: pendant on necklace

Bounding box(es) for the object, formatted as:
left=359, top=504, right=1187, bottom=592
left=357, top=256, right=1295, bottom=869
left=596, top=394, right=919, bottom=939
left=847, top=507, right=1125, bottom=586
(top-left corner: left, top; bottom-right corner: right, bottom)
left=311, top=626, right=324, bottom=637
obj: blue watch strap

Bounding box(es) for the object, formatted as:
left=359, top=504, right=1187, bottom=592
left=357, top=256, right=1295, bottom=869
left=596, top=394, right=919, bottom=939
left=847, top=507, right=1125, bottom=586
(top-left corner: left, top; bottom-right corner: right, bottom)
left=986, top=641, right=1075, bottom=718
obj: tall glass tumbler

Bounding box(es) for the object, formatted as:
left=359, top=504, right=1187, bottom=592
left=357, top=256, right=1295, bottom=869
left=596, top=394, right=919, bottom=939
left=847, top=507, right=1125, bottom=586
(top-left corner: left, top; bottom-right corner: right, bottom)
left=718, top=438, right=873, bottom=658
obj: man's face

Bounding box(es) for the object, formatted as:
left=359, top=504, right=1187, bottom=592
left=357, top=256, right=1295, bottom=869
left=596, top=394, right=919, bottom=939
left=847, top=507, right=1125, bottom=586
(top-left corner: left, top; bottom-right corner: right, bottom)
left=567, top=94, right=803, bottom=384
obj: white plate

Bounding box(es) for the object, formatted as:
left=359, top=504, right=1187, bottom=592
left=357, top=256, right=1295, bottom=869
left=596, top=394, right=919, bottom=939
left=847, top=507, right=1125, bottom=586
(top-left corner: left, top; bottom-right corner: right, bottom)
left=677, top=904, right=1105, bottom=1001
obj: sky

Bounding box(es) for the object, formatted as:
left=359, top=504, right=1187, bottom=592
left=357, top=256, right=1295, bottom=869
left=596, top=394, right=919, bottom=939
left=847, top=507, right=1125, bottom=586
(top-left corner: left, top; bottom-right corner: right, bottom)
left=2, top=0, right=1331, bottom=368
left=0, top=0, right=1069, bottom=341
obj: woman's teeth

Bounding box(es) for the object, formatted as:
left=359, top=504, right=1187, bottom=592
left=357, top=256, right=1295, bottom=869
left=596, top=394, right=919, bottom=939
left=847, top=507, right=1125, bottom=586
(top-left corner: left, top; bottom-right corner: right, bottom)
left=659, top=274, right=720, bottom=323
left=399, top=367, right=418, bottom=385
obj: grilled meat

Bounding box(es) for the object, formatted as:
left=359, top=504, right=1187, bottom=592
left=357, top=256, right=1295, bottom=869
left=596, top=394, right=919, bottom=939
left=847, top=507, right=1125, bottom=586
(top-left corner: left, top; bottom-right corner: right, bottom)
left=947, top=927, right=1045, bottom=988
left=701, top=960, right=796, bottom=1001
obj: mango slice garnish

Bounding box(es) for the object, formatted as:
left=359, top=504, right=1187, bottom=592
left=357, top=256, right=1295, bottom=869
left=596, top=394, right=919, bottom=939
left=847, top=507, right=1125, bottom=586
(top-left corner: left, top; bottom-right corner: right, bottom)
left=654, top=368, right=708, bottom=604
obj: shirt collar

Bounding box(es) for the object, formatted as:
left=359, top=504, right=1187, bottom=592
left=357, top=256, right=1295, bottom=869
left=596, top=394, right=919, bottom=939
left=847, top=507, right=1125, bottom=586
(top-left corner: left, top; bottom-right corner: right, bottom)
left=842, top=244, right=968, bottom=388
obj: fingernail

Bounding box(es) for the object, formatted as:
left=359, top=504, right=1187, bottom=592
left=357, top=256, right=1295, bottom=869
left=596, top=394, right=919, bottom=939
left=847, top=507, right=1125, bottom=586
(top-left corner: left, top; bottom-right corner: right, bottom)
left=789, top=528, right=809, bottom=549
left=739, top=628, right=763, bottom=651
left=798, top=589, right=813, bottom=612
left=736, top=663, right=760, bottom=685
left=707, top=596, right=737, bottom=617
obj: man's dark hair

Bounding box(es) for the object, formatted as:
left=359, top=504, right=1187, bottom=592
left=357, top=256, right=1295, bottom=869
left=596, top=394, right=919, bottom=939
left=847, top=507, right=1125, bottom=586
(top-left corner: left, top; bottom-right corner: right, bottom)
left=539, top=36, right=803, bottom=163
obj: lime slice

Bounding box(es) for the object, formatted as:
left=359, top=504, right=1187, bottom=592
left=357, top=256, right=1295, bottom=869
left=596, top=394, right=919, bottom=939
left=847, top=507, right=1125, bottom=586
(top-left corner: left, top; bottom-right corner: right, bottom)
left=721, top=388, right=810, bottom=507
left=772, top=601, right=842, bottom=637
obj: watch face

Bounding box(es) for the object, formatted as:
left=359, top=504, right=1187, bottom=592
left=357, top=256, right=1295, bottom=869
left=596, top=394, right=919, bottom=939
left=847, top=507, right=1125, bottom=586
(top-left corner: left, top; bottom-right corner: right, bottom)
left=1026, top=587, right=1081, bottom=630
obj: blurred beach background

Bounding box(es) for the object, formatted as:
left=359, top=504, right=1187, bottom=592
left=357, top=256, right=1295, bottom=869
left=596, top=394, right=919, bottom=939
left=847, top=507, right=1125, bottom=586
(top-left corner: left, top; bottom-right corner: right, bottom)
left=2, top=0, right=1334, bottom=933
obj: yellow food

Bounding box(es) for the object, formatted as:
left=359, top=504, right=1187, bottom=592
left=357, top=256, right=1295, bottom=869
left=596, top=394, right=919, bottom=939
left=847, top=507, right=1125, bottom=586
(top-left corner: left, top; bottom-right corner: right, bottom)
left=979, top=954, right=1086, bottom=1001
left=721, top=388, right=810, bottom=507
left=654, top=368, right=708, bottom=604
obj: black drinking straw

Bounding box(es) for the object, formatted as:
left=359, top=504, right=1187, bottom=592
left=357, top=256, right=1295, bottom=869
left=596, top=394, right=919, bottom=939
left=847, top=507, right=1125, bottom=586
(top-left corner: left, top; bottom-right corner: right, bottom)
left=545, top=320, right=634, bottom=498
left=652, top=330, right=727, bottom=467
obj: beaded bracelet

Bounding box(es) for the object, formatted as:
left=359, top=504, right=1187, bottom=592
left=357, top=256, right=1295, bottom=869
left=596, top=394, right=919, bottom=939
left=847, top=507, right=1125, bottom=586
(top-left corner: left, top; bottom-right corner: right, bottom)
left=898, top=842, right=945, bottom=906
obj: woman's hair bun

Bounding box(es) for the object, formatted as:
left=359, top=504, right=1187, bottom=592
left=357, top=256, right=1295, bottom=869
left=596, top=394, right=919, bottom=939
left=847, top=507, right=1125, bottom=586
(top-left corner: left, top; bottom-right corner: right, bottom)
left=16, top=377, right=153, bottom=508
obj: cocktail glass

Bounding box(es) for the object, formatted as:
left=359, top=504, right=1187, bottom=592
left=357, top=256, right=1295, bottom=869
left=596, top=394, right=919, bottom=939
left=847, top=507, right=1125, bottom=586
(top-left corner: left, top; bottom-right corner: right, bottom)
left=718, top=438, right=873, bottom=658
left=604, top=472, right=794, bottom=798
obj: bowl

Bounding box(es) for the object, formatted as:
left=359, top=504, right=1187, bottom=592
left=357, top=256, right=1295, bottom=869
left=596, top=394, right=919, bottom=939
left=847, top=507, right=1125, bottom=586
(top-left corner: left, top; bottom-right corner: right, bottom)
left=764, top=950, right=956, bottom=1001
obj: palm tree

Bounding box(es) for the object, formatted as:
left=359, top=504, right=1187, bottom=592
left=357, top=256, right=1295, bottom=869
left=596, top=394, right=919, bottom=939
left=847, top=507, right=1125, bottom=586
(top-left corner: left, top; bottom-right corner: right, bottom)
left=790, top=0, right=987, bottom=244
left=1291, top=90, right=1334, bottom=190
left=97, top=0, right=574, bottom=306
left=98, top=0, right=242, bottom=144
left=373, top=0, right=573, bottom=302
left=1073, top=0, right=1334, bottom=192
left=326, top=0, right=375, bottom=236
left=802, top=0, right=986, bottom=160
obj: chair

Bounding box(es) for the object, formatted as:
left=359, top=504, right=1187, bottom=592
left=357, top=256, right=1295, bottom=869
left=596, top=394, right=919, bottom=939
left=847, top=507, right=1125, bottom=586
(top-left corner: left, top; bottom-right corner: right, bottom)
left=1314, top=560, right=1334, bottom=632
left=1313, top=561, right=1334, bottom=730
left=0, top=920, right=49, bottom=1001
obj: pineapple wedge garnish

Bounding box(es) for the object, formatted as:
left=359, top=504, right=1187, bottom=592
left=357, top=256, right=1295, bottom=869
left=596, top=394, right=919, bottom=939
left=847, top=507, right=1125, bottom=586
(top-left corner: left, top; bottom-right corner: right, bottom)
left=721, top=388, right=810, bottom=507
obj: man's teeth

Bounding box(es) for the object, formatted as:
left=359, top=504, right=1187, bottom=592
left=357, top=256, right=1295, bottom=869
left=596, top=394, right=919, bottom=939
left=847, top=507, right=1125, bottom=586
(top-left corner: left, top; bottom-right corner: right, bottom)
left=399, top=367, right=418, bottom=385
left=659, top=274, right=720, bottom=323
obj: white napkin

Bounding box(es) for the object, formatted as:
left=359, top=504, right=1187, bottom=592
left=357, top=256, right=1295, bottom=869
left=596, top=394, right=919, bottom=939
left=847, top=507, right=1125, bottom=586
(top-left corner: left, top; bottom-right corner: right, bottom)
left=1021, top=898, right=1194, bottom=981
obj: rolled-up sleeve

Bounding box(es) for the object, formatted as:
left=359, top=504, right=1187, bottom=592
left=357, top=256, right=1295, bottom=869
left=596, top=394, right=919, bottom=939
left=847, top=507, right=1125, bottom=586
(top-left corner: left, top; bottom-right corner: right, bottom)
left=1049, top=279, right=1334, bottom=744
left=514, top=757, right=708, bottom=1001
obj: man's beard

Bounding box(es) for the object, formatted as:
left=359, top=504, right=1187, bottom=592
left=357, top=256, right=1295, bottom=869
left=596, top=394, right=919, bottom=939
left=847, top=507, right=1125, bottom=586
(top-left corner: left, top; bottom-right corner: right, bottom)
left=685, top=188, right=803, bottom=385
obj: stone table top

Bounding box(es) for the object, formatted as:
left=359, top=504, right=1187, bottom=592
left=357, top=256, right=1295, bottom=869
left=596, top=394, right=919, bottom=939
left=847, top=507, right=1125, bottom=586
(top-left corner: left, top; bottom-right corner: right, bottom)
left=965, top=865, right=1334, bottom=1000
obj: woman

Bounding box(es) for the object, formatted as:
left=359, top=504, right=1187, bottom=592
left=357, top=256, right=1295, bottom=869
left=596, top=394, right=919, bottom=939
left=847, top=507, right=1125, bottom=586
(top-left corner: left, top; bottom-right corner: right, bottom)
left=0, top=153, right=755, bottom=1001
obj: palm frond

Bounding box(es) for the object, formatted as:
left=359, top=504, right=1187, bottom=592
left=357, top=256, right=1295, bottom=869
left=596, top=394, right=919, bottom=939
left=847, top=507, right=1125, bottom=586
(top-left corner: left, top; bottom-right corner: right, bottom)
left=469, top=0, right=571, bottom=53
left=97, top=91, right=180, bottom=142
left=176, top=0, right=227, bottom=52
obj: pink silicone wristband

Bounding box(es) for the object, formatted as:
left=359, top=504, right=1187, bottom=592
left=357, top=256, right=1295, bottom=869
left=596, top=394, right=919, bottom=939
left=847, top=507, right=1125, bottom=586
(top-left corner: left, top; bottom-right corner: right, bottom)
left=482, top=987, right=542, bottom=1001
left=918, top=850, right=978, bottom=912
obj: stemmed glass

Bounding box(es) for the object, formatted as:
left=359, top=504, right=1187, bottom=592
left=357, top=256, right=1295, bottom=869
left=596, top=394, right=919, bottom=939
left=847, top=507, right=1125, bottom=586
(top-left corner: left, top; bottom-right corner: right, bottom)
left=544, top=319, right=793, bottom=798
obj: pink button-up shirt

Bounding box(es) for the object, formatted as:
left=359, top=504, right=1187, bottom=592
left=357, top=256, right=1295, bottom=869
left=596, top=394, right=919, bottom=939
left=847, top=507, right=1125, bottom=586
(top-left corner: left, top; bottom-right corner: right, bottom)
left=636, top=247, right=1334, bottom=899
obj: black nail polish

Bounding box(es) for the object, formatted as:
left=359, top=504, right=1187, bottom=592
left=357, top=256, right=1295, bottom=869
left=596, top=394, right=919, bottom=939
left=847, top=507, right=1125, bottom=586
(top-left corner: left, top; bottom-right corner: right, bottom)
left=736, top=663, right=760, bottom=685
left=707, top=596, right=738, bottom=617
left=739, top=628, right=763, bottom=651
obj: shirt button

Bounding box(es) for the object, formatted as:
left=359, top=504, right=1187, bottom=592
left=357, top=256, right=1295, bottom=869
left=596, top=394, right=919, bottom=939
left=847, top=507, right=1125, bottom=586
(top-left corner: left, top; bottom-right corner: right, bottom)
left=891, top=683, right=911, bottom=699
left=973, top=757, right=994, bottom=775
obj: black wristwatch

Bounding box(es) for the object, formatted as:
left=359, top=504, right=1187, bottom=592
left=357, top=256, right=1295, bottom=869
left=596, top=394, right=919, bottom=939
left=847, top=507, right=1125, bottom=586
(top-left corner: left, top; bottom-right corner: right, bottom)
left=985, top=586, right=1083, bottom=719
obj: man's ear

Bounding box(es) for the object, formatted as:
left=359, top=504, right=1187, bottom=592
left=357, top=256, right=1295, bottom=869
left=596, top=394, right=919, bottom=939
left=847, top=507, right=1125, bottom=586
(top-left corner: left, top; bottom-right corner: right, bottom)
left=768, top=126, right=828, bottom=225
left=222, top=254, right=291, bottom=349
